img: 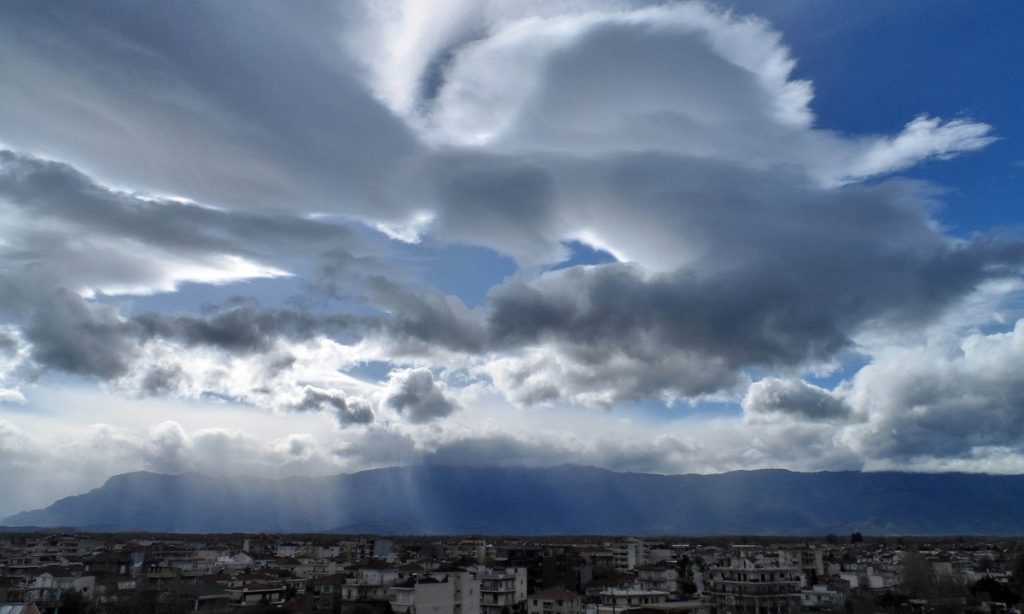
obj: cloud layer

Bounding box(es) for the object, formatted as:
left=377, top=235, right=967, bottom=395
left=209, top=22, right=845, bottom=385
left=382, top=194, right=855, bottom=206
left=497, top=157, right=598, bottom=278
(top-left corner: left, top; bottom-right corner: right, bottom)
left=0, top=0, right=1020, bottom=515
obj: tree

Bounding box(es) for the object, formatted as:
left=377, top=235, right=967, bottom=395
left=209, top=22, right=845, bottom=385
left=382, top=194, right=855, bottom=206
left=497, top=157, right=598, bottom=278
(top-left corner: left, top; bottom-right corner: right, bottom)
left=850, top=532, right=864, bottom=544
left=971, top=576, right=1020, bottom=605
left=676, top=556, right=698, bottom=596
left=1011, top=551, right=1024, bottom=600
left=899, top=550, right=933, bottom=598
left=59, top=589, right=94, bottom=614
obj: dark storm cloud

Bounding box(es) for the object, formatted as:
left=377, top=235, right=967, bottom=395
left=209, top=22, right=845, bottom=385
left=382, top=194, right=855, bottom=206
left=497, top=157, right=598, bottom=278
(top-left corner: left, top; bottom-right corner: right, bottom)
left=0, top=151, right=356, bottom=262
left=22, top=290, right=139, bottom=379
left=15, top=297, right=368, bottom=381
left=133, top=309, right=360, bottom=354
left=0, top=330, right=18, bottom=357
left=139, top=365, right=187, bottom=396
left=385, top=368, right=459, bottom=423
left=386, top=152, right=1024, bottom=403
left=421, top=154, right=566, bottom=264
left=294, top=388, right=375, bottom=426
left=0, top=150, right=381, bottom=381
left=743, top=378, right=852, bottom=422
left=364, top=276, right=487, bottom=354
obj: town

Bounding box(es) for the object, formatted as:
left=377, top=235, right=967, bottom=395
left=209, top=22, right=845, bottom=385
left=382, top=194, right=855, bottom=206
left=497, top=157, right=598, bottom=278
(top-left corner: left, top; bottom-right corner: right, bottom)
left=0, top=533, right=1020, bottom=614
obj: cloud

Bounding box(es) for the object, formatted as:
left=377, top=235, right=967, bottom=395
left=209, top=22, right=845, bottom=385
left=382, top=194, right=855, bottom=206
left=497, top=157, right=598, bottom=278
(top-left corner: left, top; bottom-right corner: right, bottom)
left=294, top=387, right=375, bottom=427
left=0, top=326, right=30, bottom=403
left=363, top=276, right=487, bottom=355
left=0, top=150, right=357, bottom=300
left=0, top=3, right=1011, bottom=418
left=0, top=417, right=350, bottom=517
left=0, top=2, right=419, bottom=219
left=0, top=151, right=389, bottom=409
left=743, top=378, right=852, bottom=423
left=365, top=2, right=991, bottom=185
left=384, top=368, right=459, bottom=423
left=839, top=116, right=996, bottom=183
left=841, top=319, right=1024, bottom=461
left=0, top=0, right=1018, bottom=491
left=473, top=205, right=1019, bottom=406
left=330, top=417, right=860, bottom=476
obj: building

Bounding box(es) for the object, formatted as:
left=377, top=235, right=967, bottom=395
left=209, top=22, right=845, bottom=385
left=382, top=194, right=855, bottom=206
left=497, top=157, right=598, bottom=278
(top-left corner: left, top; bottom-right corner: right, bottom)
left=389, top=572, right=480, bottom=614
left=637, top=565, right=680, bottom=598
left=225, top=583, right=288, bottom=608
left=499, top=547, right=591, bottom=595
left=704, top=558, right=801, bottom=614
left=776, top=550, right=823, bottom=581
left=177, top=584, right=232, bottom=611
left=799, top=585, right=845, bottom=611
left=528, top=587, right=582, bottom=614
left=606, top=541, right=646, bottom=572
left=593, top=588, right=670, bottom=614
left=22, top=571, right=95, bottom=609
left=392, top=576, right=456, bottom=614
left=479, top=567, right=527, bottom=614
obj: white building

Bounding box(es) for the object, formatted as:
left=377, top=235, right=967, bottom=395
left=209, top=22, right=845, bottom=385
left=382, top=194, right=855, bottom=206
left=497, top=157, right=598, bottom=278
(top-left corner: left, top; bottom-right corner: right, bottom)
left=704, top=558, right=802, bottom=614
left=277, top=542, right=310, bottom=558
left=837, top=567, right=887, bottom=590
left=605, top=540, right=646, bottom=571
left=390, top=572, right=481, bottom=614
left=24, top=572, right=95, bottom=605
left=478, top=567, right=528, bottom=614
left=777, top=550, right=824, bottom=581
left=800, top=585, right=845, bottom=610
left=225, top=584, right=287, bottom=607
left=591, top=587, right=670, bottom=614
left=638, top=565, right=680, bottom=597
left=215, top=552, right=254, bottom=572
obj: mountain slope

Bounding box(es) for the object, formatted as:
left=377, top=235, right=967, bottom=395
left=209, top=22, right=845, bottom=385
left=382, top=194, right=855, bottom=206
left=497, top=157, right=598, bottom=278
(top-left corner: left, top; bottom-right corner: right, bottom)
left=5, top=465, right=1023, bottom=535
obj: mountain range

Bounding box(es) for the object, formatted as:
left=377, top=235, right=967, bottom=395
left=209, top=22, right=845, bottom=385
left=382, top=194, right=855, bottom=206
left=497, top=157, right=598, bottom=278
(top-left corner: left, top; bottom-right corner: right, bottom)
left=3, top=465, right=1022, bottom=535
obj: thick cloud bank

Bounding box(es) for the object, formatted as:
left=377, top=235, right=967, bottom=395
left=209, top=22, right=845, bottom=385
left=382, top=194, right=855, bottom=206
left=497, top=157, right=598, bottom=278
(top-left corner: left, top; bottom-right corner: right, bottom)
left=0, top=0, right=1020, bottom=513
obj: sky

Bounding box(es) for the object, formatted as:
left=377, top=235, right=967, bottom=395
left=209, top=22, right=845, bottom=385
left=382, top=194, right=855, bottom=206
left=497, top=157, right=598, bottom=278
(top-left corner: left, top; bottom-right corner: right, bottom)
left=0, top=0, right=1023, bottom=517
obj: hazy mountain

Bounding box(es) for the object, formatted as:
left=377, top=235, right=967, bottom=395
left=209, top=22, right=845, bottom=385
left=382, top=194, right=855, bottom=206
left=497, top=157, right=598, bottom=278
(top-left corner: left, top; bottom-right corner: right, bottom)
left=4, top=465, right=1022, bottom=535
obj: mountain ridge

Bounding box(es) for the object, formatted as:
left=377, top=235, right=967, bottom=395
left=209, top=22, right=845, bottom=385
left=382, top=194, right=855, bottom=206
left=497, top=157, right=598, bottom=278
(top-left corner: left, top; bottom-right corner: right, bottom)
left=5, top=465, right=1023, bottom=535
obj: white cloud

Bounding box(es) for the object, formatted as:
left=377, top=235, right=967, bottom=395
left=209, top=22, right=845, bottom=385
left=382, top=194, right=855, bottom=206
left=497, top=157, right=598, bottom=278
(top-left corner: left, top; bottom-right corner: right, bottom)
left=841, top=318, right=1024, bottom=460
left=835, top=115, right=996, bottom=184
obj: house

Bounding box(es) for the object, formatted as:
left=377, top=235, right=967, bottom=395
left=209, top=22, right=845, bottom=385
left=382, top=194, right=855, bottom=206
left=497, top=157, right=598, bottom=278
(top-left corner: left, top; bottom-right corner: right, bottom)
left=527, top=587, right=582, bottom=614
left=216, top=552, right=255, bottom=572
left=225, top=582, right=287, bottom=608
left=311, top=573, right=351, bottom=613
left=177, top=584, right=232, bottom=612
left=596, top=588, right=670, bottom=611
left=799, top=585, right=845, bottom=611
left=277, top=543, right=308, bottom=558
left=23, top=570, right=95, bottom=607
